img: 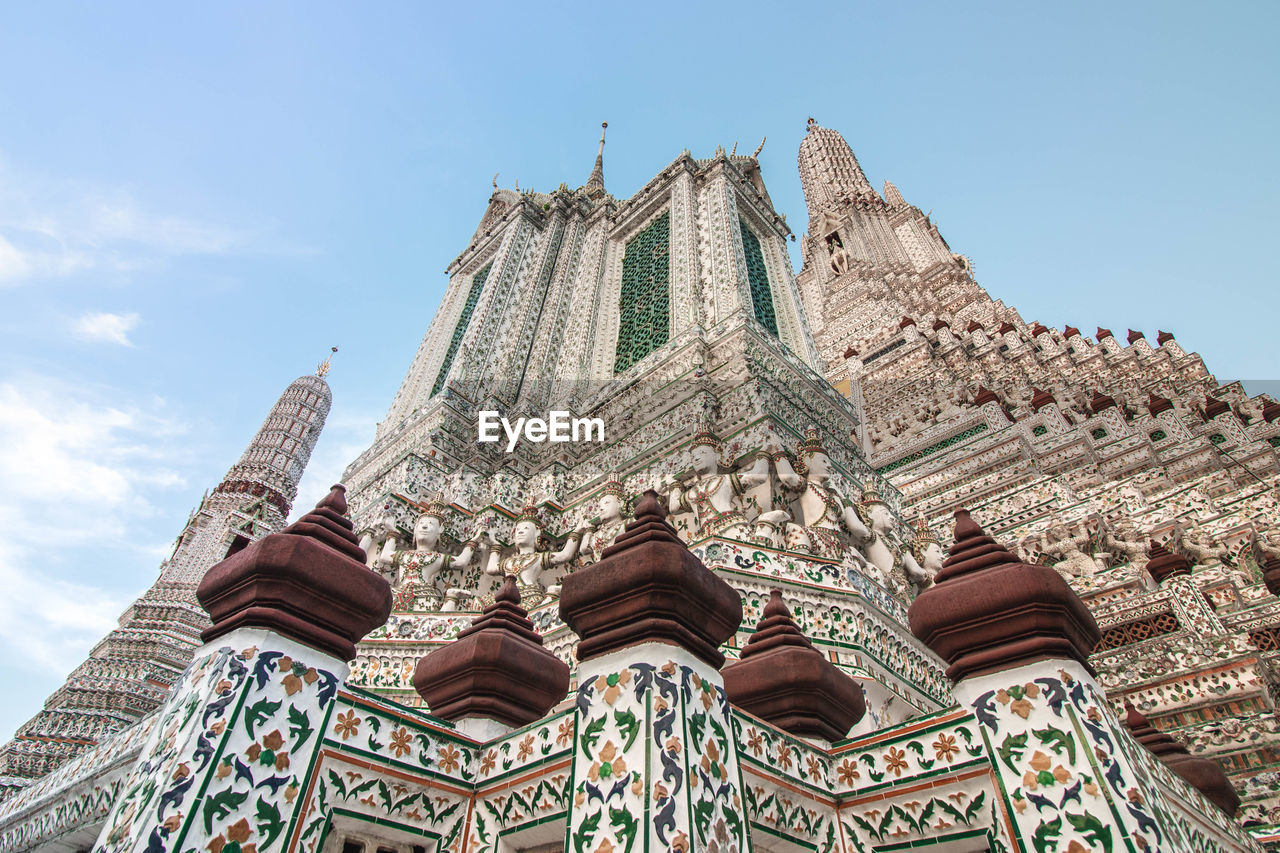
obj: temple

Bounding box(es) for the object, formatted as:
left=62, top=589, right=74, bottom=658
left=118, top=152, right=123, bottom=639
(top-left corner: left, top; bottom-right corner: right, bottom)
left=1, top=121, right=1277, bottom=853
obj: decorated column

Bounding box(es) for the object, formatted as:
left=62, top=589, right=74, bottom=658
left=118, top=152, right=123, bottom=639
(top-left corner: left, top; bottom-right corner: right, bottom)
left=910, top=510, right=1257, bottom=853
left=559, top=491, right=749, bottom=853
left=91, top=486, right=392, bottom=853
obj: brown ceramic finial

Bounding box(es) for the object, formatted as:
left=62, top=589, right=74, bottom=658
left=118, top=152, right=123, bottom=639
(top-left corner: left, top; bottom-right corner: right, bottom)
left=973, top=386, right=999, bottom=407
left=1030, top=388, right=1056, bottom=411
left=1260, top=550, right=1280, bottom=597
left=1203, top=395, right=1230, bottom=420
left=1122, top=702, right=1240, bottom=816
left=966, top=320, right=985, bottom=333
left=1127, top=329, right=1145, bottom=345
left=723, top=590, right=865, bottom=742
left=1063, top=325, right=1081, bottom=339
left=1090, top=390, right=1117, bottom=413
left=899, top=316, right=916, bottom=329
left=559, top=489, right=742, bottom=668
left=1096, top=327, right=1113, bottom=341
left=1145, top=540, right=1191, bottom=585
left=908, top=509, right=1100, bottom=681
left=1147, top=392, right=1173, bottom=416
left=1261, top=399, right=1280, bottom=424
left=414, top=575, right=569, bottom=728
left=1156, top=330, right=1175, bottom=345
left=197, top=485, right=393, bottom=661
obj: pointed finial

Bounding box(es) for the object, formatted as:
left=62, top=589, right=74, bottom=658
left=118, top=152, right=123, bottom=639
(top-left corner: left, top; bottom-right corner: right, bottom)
left=753, top=136, right=766, bottom=157
left=492, top=172, right=499, bottom=189
left=316, top=346, right=338, bottom=378
left=585, top=121, right=607, bottom=194
left=806, top=117, right=816, bottom=132
left=730, top=141, right=738, bottom=156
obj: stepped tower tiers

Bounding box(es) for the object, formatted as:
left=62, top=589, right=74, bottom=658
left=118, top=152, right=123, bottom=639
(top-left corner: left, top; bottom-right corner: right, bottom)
left=797, top=120, right=1280, bottom=831
left=1, top=133, right=1267, bottom=853
left=0, top=368, right=331, bottom=802
left=341, top=131, right=954, bottom=740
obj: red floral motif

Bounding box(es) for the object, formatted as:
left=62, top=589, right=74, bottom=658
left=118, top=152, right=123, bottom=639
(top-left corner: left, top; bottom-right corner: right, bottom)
left=333, top=710, right=361, bottom=740
left=836, top=758, right=860, bottom=785
left=438, top=743, right=461, bottom=773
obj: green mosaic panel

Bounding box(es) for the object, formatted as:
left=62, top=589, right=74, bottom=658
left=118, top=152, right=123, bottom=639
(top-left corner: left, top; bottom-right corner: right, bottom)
left=1150, top=429, right=1168, bottom=442
left=1210, top=432, right=1227, bottom=445
left=739, top=219, right=778, bottom=335
left=876, top=423, right=989, bottom=474
left=1032, top=424, right=1048, bottom=437
left=432, top=263, right=492, bottom=396
left=1091, top=427, right=1108, bottom=440
left=614, top=212, right=670, bottom=373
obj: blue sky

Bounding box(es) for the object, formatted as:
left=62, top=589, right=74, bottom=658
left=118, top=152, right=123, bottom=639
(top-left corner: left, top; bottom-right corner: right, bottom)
left=0, top=2, right=1276, bottom=740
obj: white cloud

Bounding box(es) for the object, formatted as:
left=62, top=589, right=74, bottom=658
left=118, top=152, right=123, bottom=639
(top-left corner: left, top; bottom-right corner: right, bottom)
left=0, top=156, right=250, bottom=287
left=0, top=377, right=191, bottom=674
left=72, top=311, right=141, bottom=346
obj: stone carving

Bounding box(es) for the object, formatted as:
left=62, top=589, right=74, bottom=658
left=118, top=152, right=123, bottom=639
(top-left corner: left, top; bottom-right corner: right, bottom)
left=579, top=475, right=629, bottom=564
left=1042, top=518, right=1105, bottom=581
left=389, top=497, right=484, bottom=611
left=664, top=426, right=773, bottom=539
left=482, top=502, right=584, bottom=607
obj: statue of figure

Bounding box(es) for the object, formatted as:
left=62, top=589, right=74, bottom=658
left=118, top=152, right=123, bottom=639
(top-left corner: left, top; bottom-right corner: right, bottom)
left=482, top=502, right=584, bottom=607
left=664, top=426, right=773, bottom=540
left=774, top=427, right=873, bottom=560
left=1102, top=518, right=1149, bottom=570
left=1176, top=523, right=1234, bottom=567
left=1042, top=519, right=1104, bottom=581
left=856, top=488, right=913, bottom=595
left=581, top=475, right=629, bottom=564
left=903, top=517, right=943, bottom=597
left=390, top=497, right=483, bottom=611
left=358, top=511, right=400, bottom=577
left=829, top=241, right=851, bottom=275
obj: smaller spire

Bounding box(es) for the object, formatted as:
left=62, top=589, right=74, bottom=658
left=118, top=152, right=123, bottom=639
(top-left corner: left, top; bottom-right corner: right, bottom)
left=1030, top=387, right=1056, bottom=411
left=1127, top=329, right=1145, bottom=345
left=1122, top=702, right=1240, bottom=815
left=1203, top=395, right=1230, bottom=420
left=883, top=180, right=906, bottom=207
left=316, top=346, right=338, bottom=378
left=752, top=136, right=766, bottom=157
left=1156, top=329, right=1175, bottom=345
left=1147, top=391, right=1173, bottom=416
left=1096, top=326, right=1113, bottom=341
left=722, top=590, right=865, bottom=742
left=1090, top=390, right=1117, bottom=413
left=1145, top=540, right=1191, bottom=584
left=584, top=121, right=607, bottom=196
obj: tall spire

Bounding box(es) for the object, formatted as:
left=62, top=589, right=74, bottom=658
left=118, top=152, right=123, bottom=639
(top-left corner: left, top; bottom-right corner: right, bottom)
left=584, top=121, right=607, bottom=197
left=0, top=368, right=334, bottom=801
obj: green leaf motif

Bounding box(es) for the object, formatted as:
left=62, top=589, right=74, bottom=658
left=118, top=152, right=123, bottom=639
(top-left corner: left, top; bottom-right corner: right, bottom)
left=997, top=732, right=1028, bottom=773
left=580, top=716, right=606, bottom=755
left=287, top=705, right=314, bottom=749
left=244, top=698, right=282, bottom=739
left=1065, top=811, right=1114, bottom=852
left=572, top=808, right=601, bottom=853
left=1033, top=726, right=1076, bottom=764
left=203, top=788, right=249, bottom=834
left=610, top=806, right=639, bottom=853
left=1032, top=815, right=1062, bottom=853
left=255, top=797, right=286, bottom=850
left=614, top=709, right=640, bottom=751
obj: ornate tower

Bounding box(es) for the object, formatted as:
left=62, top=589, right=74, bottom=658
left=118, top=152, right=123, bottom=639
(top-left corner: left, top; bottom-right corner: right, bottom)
left=0, top=367, right=332, bottom=801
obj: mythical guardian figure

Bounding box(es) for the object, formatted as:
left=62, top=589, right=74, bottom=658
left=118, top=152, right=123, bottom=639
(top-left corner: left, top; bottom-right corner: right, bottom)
left=664, top=425, right=773, bottom=540
left=482, top=502, right=584, bottom=607
left=387, top=497, right=484, bottom=611
left=580, top=475, right=630, bottom=564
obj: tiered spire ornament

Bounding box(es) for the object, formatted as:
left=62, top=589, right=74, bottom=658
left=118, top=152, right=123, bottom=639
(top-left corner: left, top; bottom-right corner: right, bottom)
left=316, top=345, right=338, bottom=378
left=1145, top=539, right=1192, bottom=585
left=722, top=589, right=865, bottom=742
left=1123, top=702, right=1240, bottom=815
left=560, top=490, right=741, bottom=666
left=196, top=484, right=393, bottom=661
left=1090, top=390, right=1117, bottom=413
left=1030, top=387, right=1056, bottom=411
left=908, top=509, right=1100, bottom=681
left=584, top=121, right=607, bottom=197
left=1148, top=391, right=1174, bottom=415
left=413, top=575, right=569, bottom=730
